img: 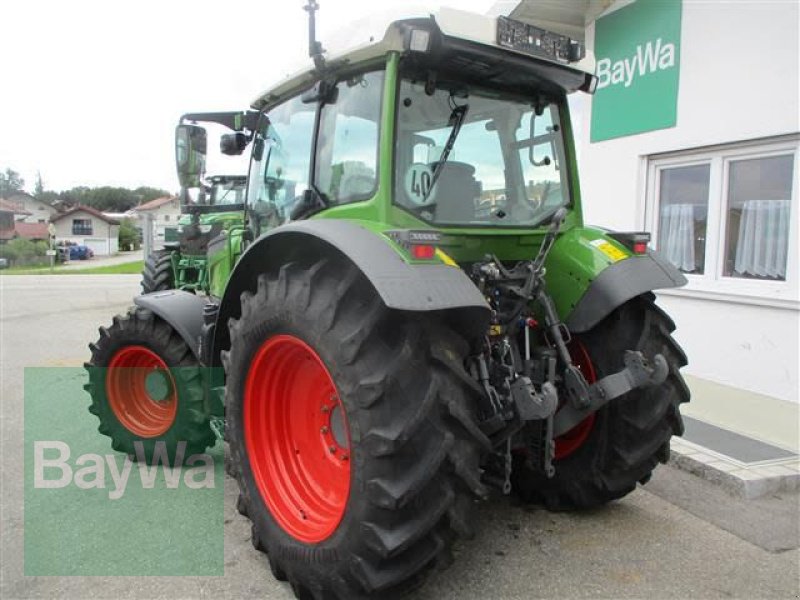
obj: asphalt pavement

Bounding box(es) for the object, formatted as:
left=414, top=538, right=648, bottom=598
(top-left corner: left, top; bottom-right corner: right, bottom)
left=1, top=275, right=798, bottom=599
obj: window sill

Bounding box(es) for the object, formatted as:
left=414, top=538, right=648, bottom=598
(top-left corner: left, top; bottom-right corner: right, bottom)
left=657, top=284, right=800, bottom=311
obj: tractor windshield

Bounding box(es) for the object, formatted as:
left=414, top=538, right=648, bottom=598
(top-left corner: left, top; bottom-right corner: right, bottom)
left=394, top=77, right=570, bottom=228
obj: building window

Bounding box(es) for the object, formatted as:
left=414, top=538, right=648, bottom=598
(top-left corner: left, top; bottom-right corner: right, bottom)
left=657, top=163, right=710, bottom=274
left=723, top=155, right=793, bottom=280
left=72, top=218, right=93, bottom=235
left=647, top=137, right=798, bottom=300
left=164, top=215, right=170, bottom=222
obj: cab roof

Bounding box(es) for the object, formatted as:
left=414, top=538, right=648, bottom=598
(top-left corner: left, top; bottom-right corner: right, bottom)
left=251, top=7, right=596, bottom=111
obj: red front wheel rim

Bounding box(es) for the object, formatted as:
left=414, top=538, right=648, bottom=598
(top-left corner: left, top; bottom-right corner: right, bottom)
left=554, top=340, right=597, bottom=460
left=244, top=335, right=351, bottom=544
left=106, top=345, right=177, bottom=438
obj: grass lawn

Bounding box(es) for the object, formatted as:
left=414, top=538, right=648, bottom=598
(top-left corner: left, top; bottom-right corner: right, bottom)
left=0, top=260, right=143, bottom=276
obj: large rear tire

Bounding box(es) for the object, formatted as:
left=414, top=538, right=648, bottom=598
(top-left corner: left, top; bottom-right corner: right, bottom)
left=84, top=306, right=215, bottom=463
left=141, top=250, right=174, bottom=294
left=224, top=257, right=490, bottom=599
left=511, top=293, right=689, bottom=510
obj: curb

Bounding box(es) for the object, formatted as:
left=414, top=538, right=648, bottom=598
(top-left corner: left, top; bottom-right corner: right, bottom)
left=669, top=437, right=800, bottom=500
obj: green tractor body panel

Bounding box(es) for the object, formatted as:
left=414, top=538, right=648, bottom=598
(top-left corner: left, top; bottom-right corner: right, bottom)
left=207, top=226, right=246, bottom=297
left=301, top=53, right=640, bottom=328
left=167, top=207, right=246, bottom=294
left=544, top=227, right=630, bottom=321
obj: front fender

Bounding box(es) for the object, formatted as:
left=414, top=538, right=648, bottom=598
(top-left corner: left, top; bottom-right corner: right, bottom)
left=134, top=290, right=209, bottom=359
left=210, top=220, right=490, bottom=366
left=545, top=227, right=687, bottom=333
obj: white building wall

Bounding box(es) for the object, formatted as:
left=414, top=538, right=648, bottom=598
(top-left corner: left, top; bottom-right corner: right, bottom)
left=657, top=293, right=799, bottom=403
left=3, top=192, right=57, bottom=224
left=135, top=199, right=180, bottom=244
left=580, top=0, right=800, bottom=403
left=581, top=1, right=800, bottom=228
left=53, top=211, right=119, bottom=256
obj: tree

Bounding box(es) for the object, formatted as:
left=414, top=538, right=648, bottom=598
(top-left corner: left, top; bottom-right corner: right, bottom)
left=0, top=168, right=25, bottom=197
left=35, top=190, right=60, bottom=205
left=133, top=186, right=171, bottom=204
left=4, top=238, right=39, bottom=265
left=118, top=218, right=140, bottom=251
left=59, top=186, right=91, bottom=208
left=34, top=171, right=45, bottom=196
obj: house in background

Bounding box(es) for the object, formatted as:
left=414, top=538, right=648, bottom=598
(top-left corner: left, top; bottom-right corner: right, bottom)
left=0, top=199, right=31, bottom=242
left=131, top=196, right=180, bottom=247
left=2, top=191, right=58, bottom=224
left=51, top=205, right=120, bottom=255
left=13, top=222, right=49, bottom=241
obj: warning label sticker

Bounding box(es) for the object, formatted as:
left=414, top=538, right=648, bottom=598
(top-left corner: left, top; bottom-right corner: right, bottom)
left=589, top=239, right=629, bottom=262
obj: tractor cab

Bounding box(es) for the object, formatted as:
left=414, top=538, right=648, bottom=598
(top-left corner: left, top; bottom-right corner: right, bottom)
left=173, top=8, right=596, bottom=263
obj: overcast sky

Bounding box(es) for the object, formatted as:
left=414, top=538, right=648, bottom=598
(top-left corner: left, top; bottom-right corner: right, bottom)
left=0, top=0, right=586, bottom=194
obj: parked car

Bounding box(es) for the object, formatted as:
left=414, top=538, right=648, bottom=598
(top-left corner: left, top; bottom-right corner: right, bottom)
left=68, top=245, right=93, bottom=260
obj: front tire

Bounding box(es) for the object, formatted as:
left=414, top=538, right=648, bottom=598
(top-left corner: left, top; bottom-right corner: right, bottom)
left=84, top=306, right=215, bottom=463
left=224, top=257, right=489, bottom=599
left=512, top=293, right=690, bottom=510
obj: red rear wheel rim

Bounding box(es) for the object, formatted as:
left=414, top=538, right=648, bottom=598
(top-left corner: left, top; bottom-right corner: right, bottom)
left=106, top=345, right=177, bottom=437
left=554, top=341, right=597, bottom=460
left=244, top=335, right=351, bottom=544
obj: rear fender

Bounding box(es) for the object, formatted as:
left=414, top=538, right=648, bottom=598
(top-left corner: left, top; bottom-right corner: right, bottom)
left=210, top=220, right=491, bottom=367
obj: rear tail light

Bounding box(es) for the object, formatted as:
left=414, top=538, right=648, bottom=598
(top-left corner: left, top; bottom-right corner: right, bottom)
left=411, top=244, right=436, bottom=260
left=608, top=232, right=651, bottom=255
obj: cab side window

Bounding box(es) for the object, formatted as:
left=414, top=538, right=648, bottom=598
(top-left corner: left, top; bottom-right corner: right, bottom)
left=249, top=95, right=315, bottom=231
left=314, top=71, right=383, bottom=204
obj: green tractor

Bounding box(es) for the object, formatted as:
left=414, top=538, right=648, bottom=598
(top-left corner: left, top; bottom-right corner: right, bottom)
left=86, top=4, right=689, bottom=598
left=141, top=174, right=248, bottom=293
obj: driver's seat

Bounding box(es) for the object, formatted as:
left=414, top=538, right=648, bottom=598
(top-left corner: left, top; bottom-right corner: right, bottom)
left=431, top=161, right=481, bottom=222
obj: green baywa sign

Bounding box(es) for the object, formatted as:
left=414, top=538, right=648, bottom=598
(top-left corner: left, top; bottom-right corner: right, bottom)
left=591, top=0, right=683, bottom=142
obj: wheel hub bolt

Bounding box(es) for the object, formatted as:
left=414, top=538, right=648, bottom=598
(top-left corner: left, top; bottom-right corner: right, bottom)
left=321, top=426, right=329, bottom=434
left=321, top=405, right=330, bottom=413
left=341, top=454, right=349, bottom=461
left=329, top=445, right=337, bottom=454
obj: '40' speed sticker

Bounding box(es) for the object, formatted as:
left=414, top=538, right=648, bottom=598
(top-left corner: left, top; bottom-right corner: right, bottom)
left=404, top=163, right=436, bottom=205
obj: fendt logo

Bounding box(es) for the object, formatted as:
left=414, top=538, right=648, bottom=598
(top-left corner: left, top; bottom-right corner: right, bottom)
left=596, top=37, right=677, bottom=90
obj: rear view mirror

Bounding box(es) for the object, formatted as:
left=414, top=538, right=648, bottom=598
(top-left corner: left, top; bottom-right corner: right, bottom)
left=220, top=132, right=249, bottom=156
left=175, top=124, right=207, bottom=188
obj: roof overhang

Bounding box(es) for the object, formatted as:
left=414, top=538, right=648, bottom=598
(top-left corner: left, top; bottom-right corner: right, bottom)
left=508, top=0, right=615, bottom=39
